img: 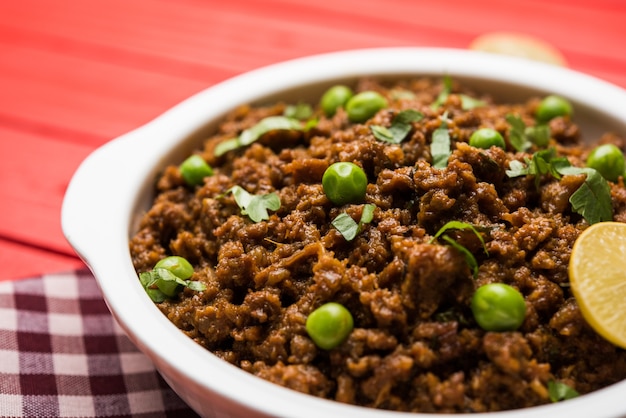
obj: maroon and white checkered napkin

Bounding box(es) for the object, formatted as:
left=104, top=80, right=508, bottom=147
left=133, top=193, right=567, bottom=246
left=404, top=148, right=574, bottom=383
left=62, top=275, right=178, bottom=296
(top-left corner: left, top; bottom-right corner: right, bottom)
left=0, top=269, right=199, bottom=418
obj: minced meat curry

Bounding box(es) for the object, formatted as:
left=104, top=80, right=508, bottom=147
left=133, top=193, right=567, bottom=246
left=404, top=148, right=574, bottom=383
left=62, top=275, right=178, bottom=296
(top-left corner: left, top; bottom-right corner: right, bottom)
left=129, top=77, right=626, bottom=413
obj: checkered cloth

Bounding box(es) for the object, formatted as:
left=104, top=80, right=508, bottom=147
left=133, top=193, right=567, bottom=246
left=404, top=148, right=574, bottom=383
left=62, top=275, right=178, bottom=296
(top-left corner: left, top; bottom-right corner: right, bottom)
left=0, top=268, right=199, bottom=418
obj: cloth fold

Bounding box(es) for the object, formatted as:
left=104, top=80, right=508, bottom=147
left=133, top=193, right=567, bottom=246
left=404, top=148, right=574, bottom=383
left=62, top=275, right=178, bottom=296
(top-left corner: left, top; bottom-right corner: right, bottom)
left=0, top=269, right=198, bottom=418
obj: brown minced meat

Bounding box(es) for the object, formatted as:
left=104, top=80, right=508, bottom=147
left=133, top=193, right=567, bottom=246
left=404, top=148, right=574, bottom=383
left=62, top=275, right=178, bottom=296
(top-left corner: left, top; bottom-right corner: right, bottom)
left=130, top=77, right=626, bottom=413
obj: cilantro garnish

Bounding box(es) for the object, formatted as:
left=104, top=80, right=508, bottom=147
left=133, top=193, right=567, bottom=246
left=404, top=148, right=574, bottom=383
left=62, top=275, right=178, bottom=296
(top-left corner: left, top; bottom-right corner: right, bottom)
left=139, top=268, right=206, bottom=303
left=506, top=114, right=533, bottom=151
left=442, top=236, right=480, bottom=277
left=431, top=75, right=453, bottom=109
left=431, top=112, right=451, bottom=169
left=506, top=149, right=612, bottom=224
left=460, top=95, right=487, bottom=110
left=548, top=381, right=579, bottom=403
left=431, top=221, right=488, bottom=251
left=431, top=75, right=485, bottom=110
left=526, top=124, right=550, bottom=147
left=430, top=221, right=488, bottom=277
left=283, top=102, right=313, bottom=120
left=370, top=109, right=423, bottom=144
left=214, top=116, right=304, bottom=156
left=226, top=185, right=281, bottom=222
left=557, top=166, right=613, bottom=224
left=506, top=114, right=551, bottom=152
left=331, top=203, right=376, bottom=241
left=505, top=148, right=569, bottom=189
left=390, top=89, right=416, bottom=101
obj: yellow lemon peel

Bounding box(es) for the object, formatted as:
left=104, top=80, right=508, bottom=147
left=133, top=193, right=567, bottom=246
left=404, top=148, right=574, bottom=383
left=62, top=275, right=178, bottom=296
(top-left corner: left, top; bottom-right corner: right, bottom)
left=569, top=221, right=626, bottom=348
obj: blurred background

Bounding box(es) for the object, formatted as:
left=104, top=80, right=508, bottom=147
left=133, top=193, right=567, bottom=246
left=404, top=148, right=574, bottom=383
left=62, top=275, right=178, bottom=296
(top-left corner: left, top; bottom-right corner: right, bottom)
left=1, top=0, right=625, bottom=280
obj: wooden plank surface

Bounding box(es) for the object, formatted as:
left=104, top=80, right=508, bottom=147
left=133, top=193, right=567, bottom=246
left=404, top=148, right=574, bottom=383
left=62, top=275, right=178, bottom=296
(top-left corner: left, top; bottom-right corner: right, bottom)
left=1, top=0, right=625, bottom=280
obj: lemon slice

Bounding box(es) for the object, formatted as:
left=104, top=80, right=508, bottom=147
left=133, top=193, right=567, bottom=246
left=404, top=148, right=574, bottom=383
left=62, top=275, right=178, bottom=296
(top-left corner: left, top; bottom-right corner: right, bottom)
left=469, top=32, right=568, bottom=67
left=569, top=221, right=626, bottom=348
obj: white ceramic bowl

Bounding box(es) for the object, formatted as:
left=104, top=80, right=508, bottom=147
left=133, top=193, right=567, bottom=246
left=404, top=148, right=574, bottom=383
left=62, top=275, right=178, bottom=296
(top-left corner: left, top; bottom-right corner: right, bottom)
left=62, top=47, right=626, bottom=418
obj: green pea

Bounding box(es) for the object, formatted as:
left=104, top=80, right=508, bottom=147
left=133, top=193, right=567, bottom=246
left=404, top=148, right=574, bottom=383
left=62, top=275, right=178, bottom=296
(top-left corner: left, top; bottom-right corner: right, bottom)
left=345, top=91, right=388, bottom=123
left=536, top=95, right=573, bottom=123
left=586, top=144, right=625, bottom=182
left=469, top=128, right=506, bottom=149
left=306, top=302, right=354, bottom=350
left=180, top=154, right=213, bottom=186
left=155, top=256, right=194, bottom=280
left=471, top=283, right=526, bottom=332
left=322, top=162, right=368, bottom=206
left=320, top=85, right=354, bottom=117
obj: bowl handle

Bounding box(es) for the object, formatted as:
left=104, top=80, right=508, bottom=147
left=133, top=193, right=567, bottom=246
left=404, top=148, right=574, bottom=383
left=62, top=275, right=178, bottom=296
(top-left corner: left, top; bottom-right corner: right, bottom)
left=61, top=135, right=142, bottom=268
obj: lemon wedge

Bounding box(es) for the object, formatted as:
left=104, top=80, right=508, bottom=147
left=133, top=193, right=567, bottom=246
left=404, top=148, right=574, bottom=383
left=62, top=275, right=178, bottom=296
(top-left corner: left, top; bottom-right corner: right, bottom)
left=569, top=221, right=626, bottom=348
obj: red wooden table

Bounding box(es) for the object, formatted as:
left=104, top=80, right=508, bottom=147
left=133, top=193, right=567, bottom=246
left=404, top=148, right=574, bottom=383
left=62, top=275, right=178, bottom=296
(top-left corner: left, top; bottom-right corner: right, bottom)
left=1, top=0, right=626, bottom=281
left=1, top=2, right=625, bottom=416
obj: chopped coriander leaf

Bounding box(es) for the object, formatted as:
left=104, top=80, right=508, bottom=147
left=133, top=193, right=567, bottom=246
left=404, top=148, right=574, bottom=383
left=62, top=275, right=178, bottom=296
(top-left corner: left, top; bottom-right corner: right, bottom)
left=370, top=125, right=394, bottom=142
left=395, top=108, right=424, bottom=125
left=506, top=114, right=552, bottom=152
left=442, top=235, right=479, bottom=277
left=431, top=75, right=485, bottom=110
left=506, top=150, right=613, bottom=224
left=532, top=149, right=567, bottom=187
left=525, top=124, right=551, bottom=147
left=370, top=109, right=423, bottom=144
left=506, top=114, right=533, bottom=152
left=548, top=381, right=579, bottom=402
left=247, top=192, right=281, bottom=221
left=505, top=160, right=529, bottom=177
left=304, top=118, right=319, bottom=131
left=138, top=271, right=154, bottom=288
left=390, top=89, right=416, bottom=100
left=144, top=287, right=167, bottom=303
left=139, top=271, right=167, bottom=303
left=139, top=265, right=206, bottom=303
left=213, top=138, right=240, bottom=157
left=331, top=213, right=359, bottom=241
left=557, top=166, right=613, bottom=224
left=429, top=75, right=485, bottom=110
left=360, top=202, right=375, bottom=224
left=238, top=116, right=302, bottom=146
left=214, top=116, right=303, bottom=156
left=430, top=221, right=488, bottom=278
left=506, top=148, right=568, bottom=189
left=431, top=75, right=453, bottom=109
left=283, top=102, right=313, bottom=120
left=186, top=281, right=207, bottom=292
left=227, top=185, right=281, bottom=222
left=430, top=221, right=488, bottom=254
left=431, top=113, right=451, bottom=169
left=228, top=185, right=252, bottom=208
left=332, top=203, right=376, bottom=241
left=460, top=95, right=486, bottom=110
left=154, top=268, right=187, bottom=296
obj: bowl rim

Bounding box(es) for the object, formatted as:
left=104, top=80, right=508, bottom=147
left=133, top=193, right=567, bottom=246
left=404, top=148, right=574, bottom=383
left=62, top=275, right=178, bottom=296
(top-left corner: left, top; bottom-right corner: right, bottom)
left=62, top=46, right=626, bottom=418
